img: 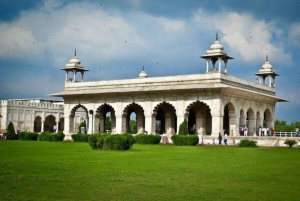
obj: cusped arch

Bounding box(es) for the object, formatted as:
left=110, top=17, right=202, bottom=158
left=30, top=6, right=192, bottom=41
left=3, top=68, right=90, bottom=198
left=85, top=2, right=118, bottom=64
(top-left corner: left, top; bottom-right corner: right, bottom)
left=123, top=102, right=144, bottom=117
left=185, top=100, right=211, bottom=116
left=96, top=103, right=115, bottom=116
left=152, top=101, right=176, bottom=117
left=71, top=104, right=88, bottom=116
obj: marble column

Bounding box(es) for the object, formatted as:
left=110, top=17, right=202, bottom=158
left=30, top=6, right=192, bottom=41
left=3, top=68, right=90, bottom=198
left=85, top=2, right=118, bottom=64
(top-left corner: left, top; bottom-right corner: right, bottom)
left=41, top=120, right=44, bottom=132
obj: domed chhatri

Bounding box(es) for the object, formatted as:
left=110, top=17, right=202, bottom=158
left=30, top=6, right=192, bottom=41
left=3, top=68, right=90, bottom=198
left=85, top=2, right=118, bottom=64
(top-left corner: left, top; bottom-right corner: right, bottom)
left=138, top=66, right=148, bottom=78
left=61, top=50, right=89, bottom=82
left=201, top=33, right=233, bottom=73
left=255, top=55, right=279, bottom=87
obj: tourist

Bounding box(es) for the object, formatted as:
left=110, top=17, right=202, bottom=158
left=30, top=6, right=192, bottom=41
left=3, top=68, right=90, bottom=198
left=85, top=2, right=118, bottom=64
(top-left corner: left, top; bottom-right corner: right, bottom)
left=270, top=128, right=275, bottom=136
left=258, top=126, right=262, bottom=136
left=267, top=128, right=271, bottom=136
left=224, top=133, right=228, bottom=145
left=296, top=128, right=299, bottom=137
left=218, top=133, right=222, bottom=145
left=262, top=127, right=266, bottom=136
left=240, top=125, right=244, bottom=136
left=244, top=126, right=248, bottom=136
left=197, top=133, right=203, bottom=145
left=53, top=125, right=57, bottom=133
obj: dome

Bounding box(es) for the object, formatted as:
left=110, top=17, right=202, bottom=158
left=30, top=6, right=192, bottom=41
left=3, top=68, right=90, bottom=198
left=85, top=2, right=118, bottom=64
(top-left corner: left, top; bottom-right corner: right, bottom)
left=138, top=66, right=148, bottom=78
left=261, top=61, right=272, bottom=69
left=210, top=40, right=224, bottom=50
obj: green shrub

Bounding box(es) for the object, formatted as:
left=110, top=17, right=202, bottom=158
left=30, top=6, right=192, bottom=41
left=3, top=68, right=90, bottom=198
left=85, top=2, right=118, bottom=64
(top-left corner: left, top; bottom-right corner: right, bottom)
left=284, top=139, right=298, bottom=148
left=78, top=121, right=86, bottom=134
left=71, top=134, right=89, bottom=142
left=6, top=122, right=16, bottom=140
left=20, top=132, right=38, bottom=141
left=178, top=119, right=188, bottom=135
left=239, top=139, right=257, bottom=147
left=38, top=131, right=65, bottom=142
left=88, top=134, right=134, bottom=150
left=171, top=135, right=198, bottom=146
left=135, top=134, right=161, bottom=144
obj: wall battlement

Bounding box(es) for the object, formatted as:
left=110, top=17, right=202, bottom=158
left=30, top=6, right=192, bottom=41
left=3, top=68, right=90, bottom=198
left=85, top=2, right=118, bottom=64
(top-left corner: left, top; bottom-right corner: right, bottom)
left=1, top=100, right=63, bottom=109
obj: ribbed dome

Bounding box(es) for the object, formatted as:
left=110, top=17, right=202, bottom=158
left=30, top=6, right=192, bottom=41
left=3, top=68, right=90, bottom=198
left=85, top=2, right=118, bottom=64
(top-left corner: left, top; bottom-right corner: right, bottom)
left=259, top=55, right=274, bottom=73
left=69, top=56, right=81, bottom=64
left=210, top=40, right=224, bottom=50
left=138, top=66, right=148, bottom=78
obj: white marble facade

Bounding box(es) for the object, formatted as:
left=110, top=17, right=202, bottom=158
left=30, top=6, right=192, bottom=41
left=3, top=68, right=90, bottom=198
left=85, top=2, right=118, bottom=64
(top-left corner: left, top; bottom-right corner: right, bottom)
left=0, top=99, right=64, bottom=133
left=51, top=35, right=286, bottom=139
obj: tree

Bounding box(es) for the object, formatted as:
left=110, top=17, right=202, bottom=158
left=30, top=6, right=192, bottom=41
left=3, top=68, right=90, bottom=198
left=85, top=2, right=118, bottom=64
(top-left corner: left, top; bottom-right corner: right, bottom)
left=78, top=121, right=86, bottom=134
left=129, top=120, right=137, bottom=134
left=6, top=122, right=16, bottom=140
left=275, top=119, right=293, bottom=132
left=179, top=119, right=188, bottom=135
left=105, top=116, right=111, bottom=131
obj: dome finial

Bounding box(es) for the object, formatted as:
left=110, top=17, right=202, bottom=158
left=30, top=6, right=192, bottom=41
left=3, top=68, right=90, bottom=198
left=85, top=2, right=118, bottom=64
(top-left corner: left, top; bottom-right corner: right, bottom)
left=216, top=32, right=218, bottom=41
left=266, top=54, right=268, bottom=62
left=75, top=49, right=77, bottom=57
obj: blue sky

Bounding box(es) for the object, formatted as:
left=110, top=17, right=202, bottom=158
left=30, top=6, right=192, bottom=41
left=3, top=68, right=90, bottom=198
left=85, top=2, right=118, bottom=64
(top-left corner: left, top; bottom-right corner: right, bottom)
left=0, top=0, right=300, bottom=123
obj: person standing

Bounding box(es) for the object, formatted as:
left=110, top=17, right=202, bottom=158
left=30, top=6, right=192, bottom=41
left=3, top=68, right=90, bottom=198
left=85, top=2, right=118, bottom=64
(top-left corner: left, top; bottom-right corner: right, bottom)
left=224, top=133, right=228, bottom=145
left=197, top=133, right=203, bottom=145
left=218, top=133, right=222, bottom=145
left=244, top=126, right=248, bottom=136
left=296, top=128, right=299, bottom=137
left=53, top=125, right=57, bottom=133
left=258, top=126, right=262, bottom=136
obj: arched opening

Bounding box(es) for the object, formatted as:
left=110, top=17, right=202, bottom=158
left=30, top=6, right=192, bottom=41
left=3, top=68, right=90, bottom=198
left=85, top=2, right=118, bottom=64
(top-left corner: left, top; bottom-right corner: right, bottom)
left=96, top=104, right=116, bottom=133
left=223, top=105, right=229, bottom=135
left=246, top=109, right=255, bottom=136
left=153, top=102, right=177, bottom=135
left=188, top=109, right=196, bottom=134
left=45, top=115, right=56, bottom=132
left=186, top=101, right=211, bottom=135
left=263, top=109, right=272, bottom=129
left=59, top=117, right=64, bottom=132
left=70, top=105, right=89, bottom=134
left=34, top=116, right=42, bottom=132
left=122, top=103, right=144, bottom=134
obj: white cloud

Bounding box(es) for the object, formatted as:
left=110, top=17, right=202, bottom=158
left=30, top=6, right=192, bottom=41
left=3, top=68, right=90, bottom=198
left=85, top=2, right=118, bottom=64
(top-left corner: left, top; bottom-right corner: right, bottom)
left=289, top=22, right=300, bottom=47
left=192, top=10, right=292, bottom=65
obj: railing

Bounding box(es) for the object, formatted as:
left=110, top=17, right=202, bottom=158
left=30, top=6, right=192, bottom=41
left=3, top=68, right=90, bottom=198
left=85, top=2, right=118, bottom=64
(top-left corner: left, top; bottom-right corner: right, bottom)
left=275, top=132, right=297, bottom=137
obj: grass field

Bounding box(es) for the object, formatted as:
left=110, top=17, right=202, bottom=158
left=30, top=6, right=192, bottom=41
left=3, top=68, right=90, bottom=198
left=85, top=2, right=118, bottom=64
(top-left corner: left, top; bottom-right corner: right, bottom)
left=0, top=140, right=299, bottom=201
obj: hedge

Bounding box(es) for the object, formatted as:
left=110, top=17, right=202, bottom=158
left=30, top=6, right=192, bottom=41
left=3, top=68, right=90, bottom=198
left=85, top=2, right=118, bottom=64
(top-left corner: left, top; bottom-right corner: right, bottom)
left=239, top=139, right=257, bottom=147
left=135, top=134, right=161, bottom=144
left=71, top=134, right=89, bottom=142
left=88, top=134, right=134, bottom=150
left=19, top=131, right=38, bottom=141
left=38, top=131, right=65, bottom=142
left=171, top=135, right=198, bottom=146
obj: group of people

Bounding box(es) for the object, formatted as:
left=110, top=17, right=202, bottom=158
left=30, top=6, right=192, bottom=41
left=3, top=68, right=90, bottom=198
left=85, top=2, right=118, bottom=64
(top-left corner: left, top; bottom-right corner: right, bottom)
left=258, top=127, right=275, bottom=136
left=218, top=133, right=228, bottom=145
left=239, top=125, right=275, bottom=136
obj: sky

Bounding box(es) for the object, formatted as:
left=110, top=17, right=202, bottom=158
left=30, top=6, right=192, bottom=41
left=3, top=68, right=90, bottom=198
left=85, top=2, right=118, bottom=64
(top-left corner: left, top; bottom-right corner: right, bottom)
left=0, top=0, right=300, bottom=123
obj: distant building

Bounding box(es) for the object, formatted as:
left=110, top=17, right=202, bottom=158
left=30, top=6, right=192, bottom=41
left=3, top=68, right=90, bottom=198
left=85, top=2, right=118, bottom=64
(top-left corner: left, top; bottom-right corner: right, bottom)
left=51, top=34, right=287, bottom=139
left=0, top=99, right=64, bottom=133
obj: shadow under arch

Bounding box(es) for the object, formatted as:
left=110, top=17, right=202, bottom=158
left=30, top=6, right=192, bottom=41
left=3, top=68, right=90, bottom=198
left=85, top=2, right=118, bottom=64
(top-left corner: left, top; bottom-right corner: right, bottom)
left=122, top=102, right=145, bottom=134
left=152, top=101, right=177, bottom=134
left=69, top=104, right=89, bottom=134
left=223, top=102, right=236, bottom=136
left=185, top=100, right=211, bottom=135
left=44, top=114, right=56, bottom=132
left=263, top=108, right=273, bottom=129
left=95, top=103, right=116, bottom=133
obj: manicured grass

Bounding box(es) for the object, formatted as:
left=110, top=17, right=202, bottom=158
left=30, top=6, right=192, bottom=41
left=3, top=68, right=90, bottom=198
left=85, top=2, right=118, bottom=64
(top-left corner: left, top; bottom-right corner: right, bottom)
left=0, top=140, right=299, bottom=201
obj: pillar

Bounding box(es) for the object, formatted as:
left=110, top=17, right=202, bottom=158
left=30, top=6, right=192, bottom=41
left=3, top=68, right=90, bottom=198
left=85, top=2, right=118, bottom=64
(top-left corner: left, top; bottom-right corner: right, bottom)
left=87, top=113, right=94, bottom=134
left=206, top=59, right=209, bottom=73
left=196, top=112, right=206, bottom=135
left=56, top=121, right=59, bottom=133
left=64, top=116, right=70, bottom=135
left=41, top=120, right=44, bottom=132
left=115, top=115, right=123, bottom=134
left=65, top=72, right=68, bottom=82
left=145, top=115, right=153, bottom=134
left=218, top=57, right=222, bottom=72
left=73, top=71, right=76, bottom=82
left=211, top=115, right=223, bottom=137
left=81, top=72, right=84, bottom=82
left=99, top=116, right=105, bottom=133
left=224, top=59, right=228, bottom=73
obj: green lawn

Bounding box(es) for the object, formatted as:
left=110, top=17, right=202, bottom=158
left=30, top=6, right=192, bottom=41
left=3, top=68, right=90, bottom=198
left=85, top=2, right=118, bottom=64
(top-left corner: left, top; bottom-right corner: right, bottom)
left=0, top=140, right=299, bottom=201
